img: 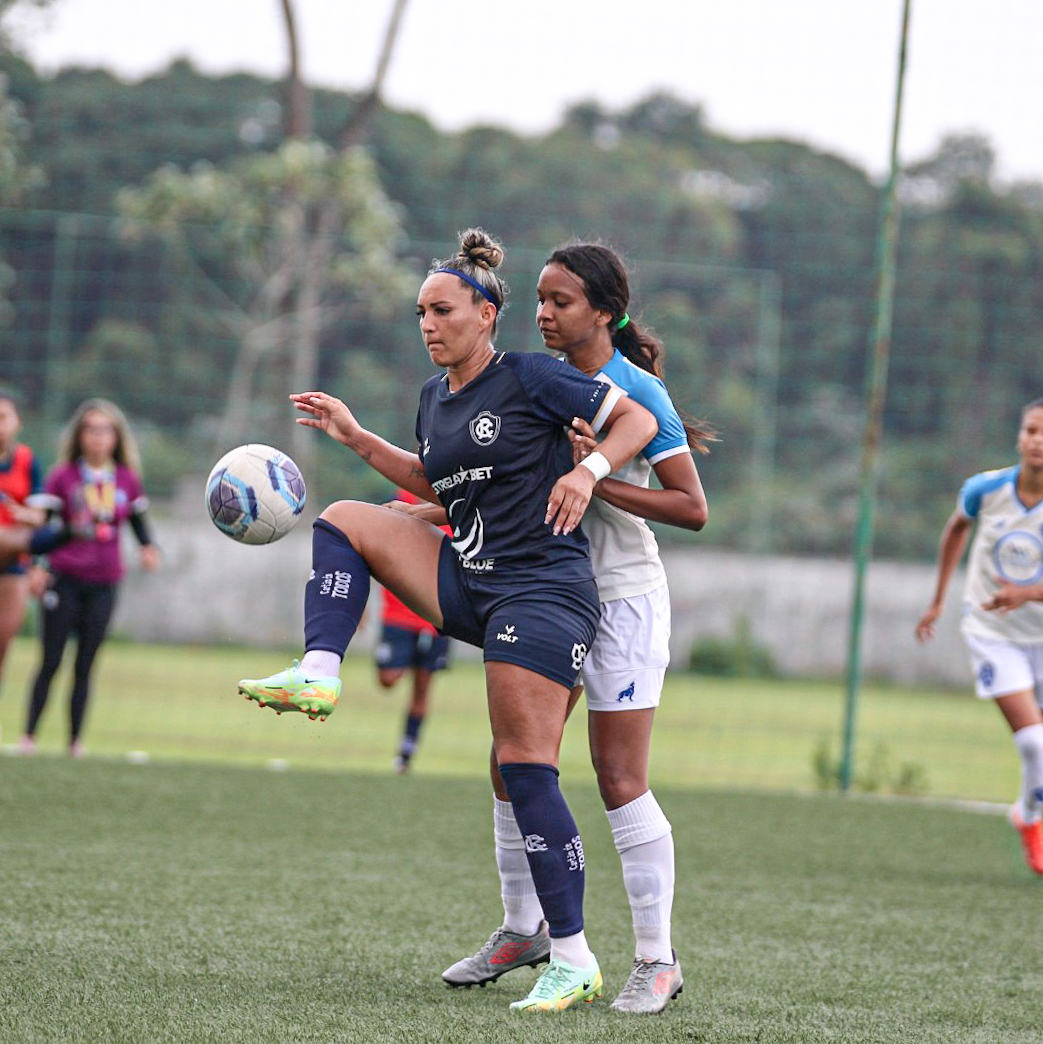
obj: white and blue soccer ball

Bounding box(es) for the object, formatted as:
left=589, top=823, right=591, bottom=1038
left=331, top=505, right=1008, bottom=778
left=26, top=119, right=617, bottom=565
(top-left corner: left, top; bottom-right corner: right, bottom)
left=205, top=444, right=307, bottom=545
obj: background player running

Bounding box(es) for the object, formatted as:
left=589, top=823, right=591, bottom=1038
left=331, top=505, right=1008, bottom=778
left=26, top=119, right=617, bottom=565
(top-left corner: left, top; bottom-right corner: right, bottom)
left=237, top=228, right=658, bottom=1012
left=375, top=488, right=453, bottom=774
left=916, top=397, right=1043, bottom=874
left=441, top=242, right=711, bottom=1013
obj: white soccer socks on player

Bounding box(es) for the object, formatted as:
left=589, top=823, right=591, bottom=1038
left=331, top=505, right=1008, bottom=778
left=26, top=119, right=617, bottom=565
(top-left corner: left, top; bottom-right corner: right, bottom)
left=606, top=790, right=675, bottom=964
left=493, top=787, right=676, bottom=965
left=299, top=649, right=342, bottom=679
left=494, top=797, right=545, bottom=937
left=1013, top=722, right=1043, bottom=824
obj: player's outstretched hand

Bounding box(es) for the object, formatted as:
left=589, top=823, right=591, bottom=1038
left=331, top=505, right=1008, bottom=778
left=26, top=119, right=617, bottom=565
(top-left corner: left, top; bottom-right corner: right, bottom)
left=290, top=391, right=362, bottom=446
left=914, top=605, right=941, bottom=642
left=546, top=466, right=596, bottom=537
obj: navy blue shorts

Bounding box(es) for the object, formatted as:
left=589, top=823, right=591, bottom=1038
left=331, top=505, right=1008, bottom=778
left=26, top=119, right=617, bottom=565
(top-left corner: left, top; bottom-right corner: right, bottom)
left=375, top=624, right=451, bottom=672
left=436, top=539, right=600, bottom=689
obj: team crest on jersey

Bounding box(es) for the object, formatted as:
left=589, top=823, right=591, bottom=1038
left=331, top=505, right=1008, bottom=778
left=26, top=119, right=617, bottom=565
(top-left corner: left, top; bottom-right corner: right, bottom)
left=993, top=530, right=1043, bottom=584
left=469, top=410, right=501, bottom=446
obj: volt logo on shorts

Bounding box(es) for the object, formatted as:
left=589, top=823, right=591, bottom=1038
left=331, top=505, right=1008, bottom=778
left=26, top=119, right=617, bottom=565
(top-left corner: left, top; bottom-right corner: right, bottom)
left=571, top=643, right=588, bottom=671
left=524, top=834, right=548, bottom=853
left=617, top=680, right=636, bottom=702
left=979, top=661, right=995, bottom=689
left=497, top=624, right=519, bottom=643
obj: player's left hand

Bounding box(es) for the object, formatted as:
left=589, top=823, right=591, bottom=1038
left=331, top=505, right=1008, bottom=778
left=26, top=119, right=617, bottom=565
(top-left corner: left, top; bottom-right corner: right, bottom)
left=290, top=390, right=362, bottom=447
left=546, top=466, right=596, bottom=536
left=982, top=582, right=1031, bottom=614
left=385, top=499, right=449, bottom=526
left=140, top=544, right=161, bottom=571
left=568, top=417, right=598, bottom=466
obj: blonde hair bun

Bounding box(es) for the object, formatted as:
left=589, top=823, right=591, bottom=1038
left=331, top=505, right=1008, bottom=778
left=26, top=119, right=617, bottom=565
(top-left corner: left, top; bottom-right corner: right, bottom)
left=458, top=227, right=504, bottom=271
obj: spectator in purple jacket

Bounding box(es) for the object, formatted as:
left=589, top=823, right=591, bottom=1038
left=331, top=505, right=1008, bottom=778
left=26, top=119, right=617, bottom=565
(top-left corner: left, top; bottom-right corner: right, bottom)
left=19, top=399, right=159, bottom=757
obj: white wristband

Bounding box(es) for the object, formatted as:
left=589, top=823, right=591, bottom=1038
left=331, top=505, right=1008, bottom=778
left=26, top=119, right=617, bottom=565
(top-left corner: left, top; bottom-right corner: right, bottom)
left=577, top=451, right=612, bottom=482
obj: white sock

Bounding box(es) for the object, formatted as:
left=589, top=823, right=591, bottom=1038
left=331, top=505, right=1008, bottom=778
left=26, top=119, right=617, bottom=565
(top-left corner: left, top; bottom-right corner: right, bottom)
left=493, top=798, right=544, bottom=937
left=299, top=650, right=342, bottom=678
left=1013, top=723, right=1043, bottom=824
left=550, top=929, right=595, bottom=970
left=607, top=790, right=675, bottom=963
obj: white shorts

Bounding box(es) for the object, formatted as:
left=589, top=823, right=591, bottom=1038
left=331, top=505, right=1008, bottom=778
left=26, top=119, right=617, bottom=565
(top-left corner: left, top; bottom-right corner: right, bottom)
left=581, top=584, right=671, bottom=712
left=963, top=633, right=1043, bottom=704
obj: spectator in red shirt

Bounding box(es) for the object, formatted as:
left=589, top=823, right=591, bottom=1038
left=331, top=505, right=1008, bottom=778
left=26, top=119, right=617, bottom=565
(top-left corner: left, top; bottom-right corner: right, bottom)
left=0, top=390, right=44, bottom=713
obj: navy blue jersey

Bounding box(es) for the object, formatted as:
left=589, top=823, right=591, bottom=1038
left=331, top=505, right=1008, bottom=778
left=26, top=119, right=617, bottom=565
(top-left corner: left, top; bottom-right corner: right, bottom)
left=415, top=351, right=623, bottom=582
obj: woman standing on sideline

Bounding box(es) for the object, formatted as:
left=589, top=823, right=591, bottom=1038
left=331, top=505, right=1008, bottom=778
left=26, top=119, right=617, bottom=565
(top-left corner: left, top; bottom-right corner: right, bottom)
left=20, top=399, right=159, bottom=757
left=0, top=390, right=44, bottom=710
left=916, top=397, right=1043, bottom=874
left=237, top=228, right=658, bottom=1012
left=441, top=242, right=710, bottom=1013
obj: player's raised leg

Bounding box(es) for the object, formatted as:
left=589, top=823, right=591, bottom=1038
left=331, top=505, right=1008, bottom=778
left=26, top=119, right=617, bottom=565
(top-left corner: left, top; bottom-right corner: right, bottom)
left=238, top=501, right=445, bottom=720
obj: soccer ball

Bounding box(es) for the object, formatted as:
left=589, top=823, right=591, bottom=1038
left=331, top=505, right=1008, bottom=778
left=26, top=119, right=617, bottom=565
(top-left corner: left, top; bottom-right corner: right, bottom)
left=205, top=444, right=307, bottom=544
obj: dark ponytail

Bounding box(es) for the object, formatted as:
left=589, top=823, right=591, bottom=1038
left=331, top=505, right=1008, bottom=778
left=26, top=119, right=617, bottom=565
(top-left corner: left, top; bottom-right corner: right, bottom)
left=547, top=242, right=718, bottom=454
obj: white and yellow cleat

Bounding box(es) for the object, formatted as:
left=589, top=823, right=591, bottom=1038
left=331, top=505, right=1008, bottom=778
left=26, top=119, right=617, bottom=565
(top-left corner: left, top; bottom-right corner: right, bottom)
left=237, top=660, right=340, bottom=722
left=509, top=957, right=602, bottom=1012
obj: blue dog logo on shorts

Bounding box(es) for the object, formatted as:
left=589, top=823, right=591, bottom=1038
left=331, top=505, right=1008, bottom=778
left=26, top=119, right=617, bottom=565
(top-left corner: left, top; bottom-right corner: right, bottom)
left=617, top=680, right=636, bottom=703
left=979, top=661, right=995, bottom=690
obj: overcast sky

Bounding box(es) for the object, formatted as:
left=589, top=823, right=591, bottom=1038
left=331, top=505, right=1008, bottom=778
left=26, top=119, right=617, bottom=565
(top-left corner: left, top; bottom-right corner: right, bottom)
left=6, top=0, right=1042, bottom=182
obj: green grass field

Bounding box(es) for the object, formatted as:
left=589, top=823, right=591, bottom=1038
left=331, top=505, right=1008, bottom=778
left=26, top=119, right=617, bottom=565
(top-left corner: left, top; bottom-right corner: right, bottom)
left=2, top=757, right=1043, bottom=1043
left=0, top=636, right=1022, bottom=803
left=1, top=639, right=1041, bottom=1041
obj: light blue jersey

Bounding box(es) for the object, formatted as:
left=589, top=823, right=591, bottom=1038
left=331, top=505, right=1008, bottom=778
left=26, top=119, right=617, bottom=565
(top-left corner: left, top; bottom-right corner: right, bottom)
left=959, top=464, right=1043, bottom=644
left=586, top=349, right=692, bottom=601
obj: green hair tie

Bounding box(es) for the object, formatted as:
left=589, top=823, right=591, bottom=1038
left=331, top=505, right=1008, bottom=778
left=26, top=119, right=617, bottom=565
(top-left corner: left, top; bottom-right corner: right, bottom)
left=616, top=313, right=630, bottom=331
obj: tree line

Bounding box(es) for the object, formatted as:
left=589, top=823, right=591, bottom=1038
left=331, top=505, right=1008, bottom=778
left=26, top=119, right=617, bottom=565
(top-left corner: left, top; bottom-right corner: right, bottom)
left=1, top=54, right=1041, bottom=558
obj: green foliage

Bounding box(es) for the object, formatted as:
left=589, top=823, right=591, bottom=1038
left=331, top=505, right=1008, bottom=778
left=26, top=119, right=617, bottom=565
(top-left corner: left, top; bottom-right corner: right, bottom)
left=687, top=614, right=778, bottom=678
left=1, top=57, right=1041, bottom=557
left=0, top=70, right=44, bottom=324
left=812, top=735, right=929, bottom=796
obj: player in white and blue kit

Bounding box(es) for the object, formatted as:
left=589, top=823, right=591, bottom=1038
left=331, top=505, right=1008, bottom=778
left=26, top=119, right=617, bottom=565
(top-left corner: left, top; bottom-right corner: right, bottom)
left=916, top=398, right=1043, bottom=874
left=443, top=243, right=711, bottom=1013
left=237, top=229, right=659, bottom=1012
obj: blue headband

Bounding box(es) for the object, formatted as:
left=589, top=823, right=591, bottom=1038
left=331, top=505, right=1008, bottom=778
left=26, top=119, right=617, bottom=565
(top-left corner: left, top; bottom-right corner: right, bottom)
left=435, top=267, right=500, bottom=311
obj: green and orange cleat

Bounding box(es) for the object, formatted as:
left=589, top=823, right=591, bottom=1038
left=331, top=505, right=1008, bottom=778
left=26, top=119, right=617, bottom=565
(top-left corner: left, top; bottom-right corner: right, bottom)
left=509, top=957, right=602, bottom=1012
left=237, top=660, right=341, bottom=722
